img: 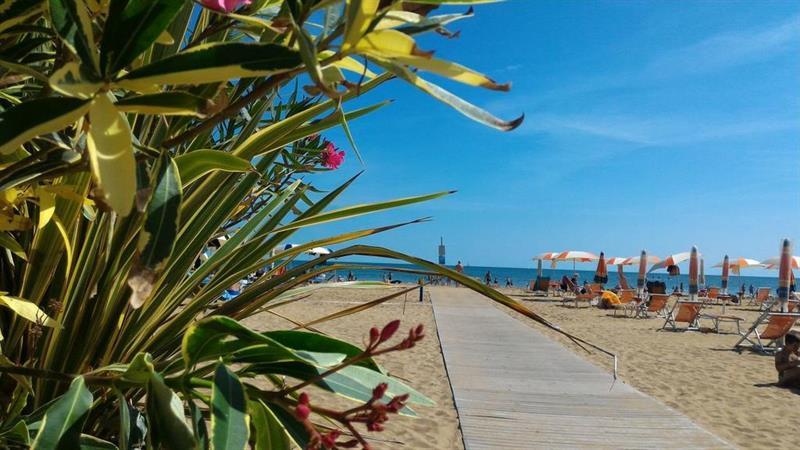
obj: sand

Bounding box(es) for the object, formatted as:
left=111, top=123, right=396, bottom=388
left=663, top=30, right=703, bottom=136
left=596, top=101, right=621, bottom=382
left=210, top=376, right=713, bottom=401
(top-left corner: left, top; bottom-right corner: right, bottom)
left=497, top=287, right=800, bottom=450
left=241, top=286, right=462, bottom=450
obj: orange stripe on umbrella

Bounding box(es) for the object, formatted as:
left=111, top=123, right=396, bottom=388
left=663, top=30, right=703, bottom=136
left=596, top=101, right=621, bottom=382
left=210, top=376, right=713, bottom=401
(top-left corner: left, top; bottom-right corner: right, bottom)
left=689, top=246, right=699, bottom=297
left=594, top=252, right=608, bottom=284
left=778, top=239, right=793, bottom=304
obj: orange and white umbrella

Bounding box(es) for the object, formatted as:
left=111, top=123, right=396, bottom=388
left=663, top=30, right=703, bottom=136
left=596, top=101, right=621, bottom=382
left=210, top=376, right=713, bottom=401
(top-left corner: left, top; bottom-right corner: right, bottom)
left=760, top=255, right=800, bottom=270
left=688, top=246, right=699, bottom=298
left=554, top=250, right=599, bottom=270
left=776, top=239, right=794, bottom=310
left=649, top=251, right=696, bottom=273
left=720, top=255, right=730, bottom=293
left=628, top=250, right=660, bottom=293
left=606, top=257, right=633, bottom=289
left=533, top=251, right=560, bottom=270
left=713, top=257, right=763, bottom=275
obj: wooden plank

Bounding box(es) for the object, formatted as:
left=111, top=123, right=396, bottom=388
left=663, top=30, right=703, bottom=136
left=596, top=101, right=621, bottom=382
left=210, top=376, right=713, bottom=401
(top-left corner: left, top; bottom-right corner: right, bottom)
left=430, top=287, right=731, bottom=450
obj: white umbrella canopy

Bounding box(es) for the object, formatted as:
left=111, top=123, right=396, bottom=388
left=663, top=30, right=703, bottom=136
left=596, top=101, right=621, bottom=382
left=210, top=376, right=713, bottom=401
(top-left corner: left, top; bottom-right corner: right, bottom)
left=554, top=250, right=599, bottom=270
left=606, top=256, right=633, bottom=266
left=533, top=252, right=559, bottom=260
left=761, top=256, right=800, bottom=269
left=713, top=257, right=764, bottom=275
left=623, top=255, right=661, bottom=265
left=648, top=251, right=698, bottom=273
left=308, top=247, right=332, bottom=256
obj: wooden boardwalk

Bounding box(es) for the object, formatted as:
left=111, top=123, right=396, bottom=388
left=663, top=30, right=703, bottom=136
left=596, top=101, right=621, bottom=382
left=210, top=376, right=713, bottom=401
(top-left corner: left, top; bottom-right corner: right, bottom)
left=430, top=288, right=731, bottom=450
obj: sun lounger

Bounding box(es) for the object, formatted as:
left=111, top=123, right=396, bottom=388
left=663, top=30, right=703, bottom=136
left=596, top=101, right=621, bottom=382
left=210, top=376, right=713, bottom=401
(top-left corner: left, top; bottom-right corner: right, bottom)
left=662, top=300, right=704, bottom=331
left=702, top=314, right=744, bottom=334
left=705, top=287, right=720, bottom=304
left=748, top=287, right=771, bottom=308
left=633, top=293, right=669, bottom=319
left=610, top=289, right=637, bottom=317
left=734, top=312, right=800, bottom=353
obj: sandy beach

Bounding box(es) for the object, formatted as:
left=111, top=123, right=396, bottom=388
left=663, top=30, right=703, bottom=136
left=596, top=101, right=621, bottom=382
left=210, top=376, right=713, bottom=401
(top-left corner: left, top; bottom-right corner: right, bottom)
left=498, top=287, right=800, bottom=450
left=241, top=286, right=463, bottom=450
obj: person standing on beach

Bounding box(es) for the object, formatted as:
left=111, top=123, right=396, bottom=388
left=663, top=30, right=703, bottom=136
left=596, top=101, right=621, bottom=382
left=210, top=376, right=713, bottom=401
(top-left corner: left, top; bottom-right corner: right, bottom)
left=456, top=261, right=464, bottom=274
left=485, top=270, right=492, bottom=285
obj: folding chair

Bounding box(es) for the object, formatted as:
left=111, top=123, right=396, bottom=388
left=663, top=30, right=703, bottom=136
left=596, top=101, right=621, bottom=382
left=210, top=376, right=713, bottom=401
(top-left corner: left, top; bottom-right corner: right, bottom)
left=705, top=287, right=720, bottom=304
left=662, top=301, right=704, bottom=331
left=634, top=294, right=669, bottom=319
left=734, top=312, right=800, bottom=353
left=749, top=287, right=771, bottom=308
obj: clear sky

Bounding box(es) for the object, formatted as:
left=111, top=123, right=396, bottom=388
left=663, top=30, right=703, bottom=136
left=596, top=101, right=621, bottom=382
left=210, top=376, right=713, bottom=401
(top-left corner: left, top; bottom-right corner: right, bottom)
left=294, top=0, right=800, bottom=272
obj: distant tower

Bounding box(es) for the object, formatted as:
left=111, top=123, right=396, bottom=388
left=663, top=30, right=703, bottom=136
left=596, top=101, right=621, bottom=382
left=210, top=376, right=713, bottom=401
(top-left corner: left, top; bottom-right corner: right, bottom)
left=438, top=237, right=446, bottom=265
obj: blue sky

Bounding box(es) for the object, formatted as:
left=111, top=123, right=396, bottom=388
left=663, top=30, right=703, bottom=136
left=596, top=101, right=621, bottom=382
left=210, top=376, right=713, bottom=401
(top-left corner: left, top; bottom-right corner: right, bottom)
left=294, top=0, right=800, bottom=272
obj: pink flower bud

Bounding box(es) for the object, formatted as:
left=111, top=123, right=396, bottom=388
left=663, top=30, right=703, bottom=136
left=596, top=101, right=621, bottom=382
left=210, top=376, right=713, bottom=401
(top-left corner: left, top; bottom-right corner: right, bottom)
left=380, top=320, right=401, bottom=342
left=322, top=430, right=341, bottom=449
left=369, top=327, right=380, bottom=345
left=295, top=403, right=311, bottom=420
left=298, top=392, right=310, bottom=405
left=372, top=383, right=388, bottom=401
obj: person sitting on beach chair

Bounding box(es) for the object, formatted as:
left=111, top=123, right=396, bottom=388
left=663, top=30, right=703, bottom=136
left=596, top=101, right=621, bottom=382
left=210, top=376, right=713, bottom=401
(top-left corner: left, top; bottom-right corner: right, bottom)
left=775, top=332, right=800, bottom=388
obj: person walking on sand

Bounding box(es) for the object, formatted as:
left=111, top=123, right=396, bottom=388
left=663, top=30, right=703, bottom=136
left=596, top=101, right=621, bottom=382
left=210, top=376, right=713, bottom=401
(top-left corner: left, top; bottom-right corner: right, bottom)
left=485, top=270, right=492, bottom=285
left=775, top=333, right=800, bottom=388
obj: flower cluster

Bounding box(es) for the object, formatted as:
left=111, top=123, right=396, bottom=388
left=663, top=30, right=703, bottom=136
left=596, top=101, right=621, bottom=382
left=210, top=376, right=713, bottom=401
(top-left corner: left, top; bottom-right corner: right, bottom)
left=291, top=321, right=426, bottom=450
left=321, top=141, right=346, bottom=170
left=199, top=0, right=251, bottom=13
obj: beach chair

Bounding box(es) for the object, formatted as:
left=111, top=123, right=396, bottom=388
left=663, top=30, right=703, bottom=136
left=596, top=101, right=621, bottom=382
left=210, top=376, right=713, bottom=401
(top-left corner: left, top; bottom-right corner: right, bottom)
left=734, top=312, right=800, bottom=353
left=705, top=287, right=720, bottom=304
left=610, top=289, right=637, bottom=317
left=662, top=301, right=704, bottom=331
left=531, top=276, right=551, bottom=295
left=633, top=294, right=669, bottom=319
left=749, top=287, right=771, bottom=308
left=571, top=290, right=594, bottom=308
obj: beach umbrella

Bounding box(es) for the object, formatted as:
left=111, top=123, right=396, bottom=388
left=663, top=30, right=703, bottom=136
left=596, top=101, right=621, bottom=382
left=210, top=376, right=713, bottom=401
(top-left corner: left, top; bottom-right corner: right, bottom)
left=760, top=255, right=800, bottom=270
left=699, top=258, right=706, bottom=288
left=714, top=257, right=764, bottom=275
left=606, top=257, right=632, bottom=289
left=648, top=251, right=694, bottom=273
left=308, top=247, right=332, bottom=256
left=533, top=251, right=559, bottom=270
left=594, top=252, right=608, bottom=284
left=777, top=239, right=793, bottom=313
left=554, top=250, right=599, bottom=270
left=720, top=255, right=730, bottom=294
left=688, top=246, right=699, bottom=299
left=635, top=250, right=649, bottom=295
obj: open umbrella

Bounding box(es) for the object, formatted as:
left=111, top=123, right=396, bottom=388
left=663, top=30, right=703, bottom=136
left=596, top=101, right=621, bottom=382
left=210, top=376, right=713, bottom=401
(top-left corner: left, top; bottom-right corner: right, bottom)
left=760, top=255, right=800, bottom=270
left=533, top=252, right=559, bottom=272
left=594, top=252, right=608, bottom=284
left=554, top=250, right=599, bottom=270
left=649, top=251, right=695, bottom=274
left=607, top=257, right=633, bottom=289
left=688, top=246, right=699, bottom=300
left=716, top=257, right=764, bottom=274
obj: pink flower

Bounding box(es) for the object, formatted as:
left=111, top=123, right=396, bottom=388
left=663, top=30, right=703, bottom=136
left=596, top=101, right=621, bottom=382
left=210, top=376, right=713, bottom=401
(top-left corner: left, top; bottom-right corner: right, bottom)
left=199, top=0, right=251, bottom=13
left=321, top=142, right=345, bottom=169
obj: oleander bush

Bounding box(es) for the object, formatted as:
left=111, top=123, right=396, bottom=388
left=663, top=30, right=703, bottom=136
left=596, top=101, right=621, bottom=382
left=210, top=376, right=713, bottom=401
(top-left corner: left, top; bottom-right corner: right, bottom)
left=0, top=1, right=579, bottom=448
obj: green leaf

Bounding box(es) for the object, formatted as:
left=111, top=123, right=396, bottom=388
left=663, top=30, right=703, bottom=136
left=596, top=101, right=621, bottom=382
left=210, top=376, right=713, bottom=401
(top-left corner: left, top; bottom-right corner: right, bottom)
left=100, top=0, right=185, bottom=75
left=86, top=94, right=136, bottom=216
left=31, top=376, right=93, bottom=450
left=264, top=330, right=382, bottom=372
left=174, top=150, right=253, bottom=186
left=115, top=91, right=210, bottom=117
left=0, top=294, right=60, bottom=327
left=249, top=401, right=291, bottom=450
left=372, top=58, right=524, bottom=131
left=79, top=434, right=119, bottom=449
left=145, top=373, right=195, bottom=450
left=49, top=0, right=100, bottom=73
left=0, top=0, right=44, bottom=35
left=0, top=231, right=27, bottom=260
left=182, top=316, right=297, bottom=372
left=115, top=43, right=301, bottom=92
left=0, top=97, right=90, bottom=155
left=0, top=149, right=82, bottom=192
left=210, top=363, right=249, bottom=450
left=272, top=190, right=454, bottom=232
left=49, top=61, right=102, bottom=99
left=138, top=154, right=182, bottom=271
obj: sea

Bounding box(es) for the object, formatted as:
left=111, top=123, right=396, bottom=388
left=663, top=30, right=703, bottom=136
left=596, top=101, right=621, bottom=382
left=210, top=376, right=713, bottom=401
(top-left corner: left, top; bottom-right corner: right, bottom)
left=293, top=260, right=782, bottom=292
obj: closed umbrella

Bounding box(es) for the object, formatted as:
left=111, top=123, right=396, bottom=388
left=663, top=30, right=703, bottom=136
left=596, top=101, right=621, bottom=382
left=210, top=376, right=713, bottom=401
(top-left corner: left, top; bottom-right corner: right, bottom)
left=700, top=258, right=706, bottom=288
left=777, top=239, right=793, bottom=313
left=594, top=252, right=608, bottom=284
left=635, top=250, right=648, bottom=296
left=720, top=255, right=730, bottom=294
left=689, top=246, right=699, bottom=300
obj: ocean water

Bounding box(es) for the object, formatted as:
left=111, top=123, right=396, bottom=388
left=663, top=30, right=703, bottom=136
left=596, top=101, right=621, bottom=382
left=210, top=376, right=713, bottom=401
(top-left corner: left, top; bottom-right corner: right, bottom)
left=295, top=261, right=782, bottom=293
